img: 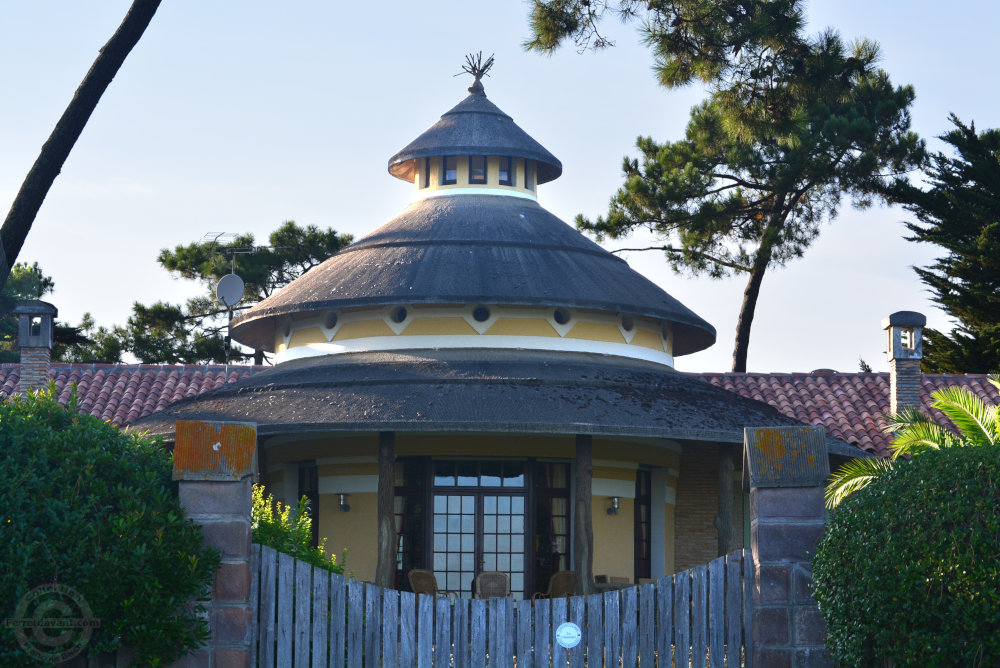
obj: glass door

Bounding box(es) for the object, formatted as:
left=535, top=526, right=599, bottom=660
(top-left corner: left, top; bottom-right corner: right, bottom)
left=481, top=494, right=526, bottom=597
left=430, top=461, right=529, bottom=599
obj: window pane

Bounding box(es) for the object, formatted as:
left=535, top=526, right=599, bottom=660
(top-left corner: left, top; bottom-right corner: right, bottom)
left=434, top=462, right=455, bottom=486
left=448, top=495, right=462, bottom=513
left=499, top=157, right=513, bottom=186
left=512, top=496, right=524, bottom=513
left=502, top=462, right=525, bottom=487
left=469, top=155, right=487, bottom=183
left=443, top=156, right=458, bottom=184
left=481, top=463, right=501, bottom=487
left=462, top=496, right=474, bottom=514
left=457, top=461, right=478, bottom=486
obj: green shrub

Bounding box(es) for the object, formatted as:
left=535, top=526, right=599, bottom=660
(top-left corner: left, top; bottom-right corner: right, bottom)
left=0, top=391, right=220, bottom=666
left=812, top=444, right=1000, bottom=667
left=251, top=484, right=345, bottom=574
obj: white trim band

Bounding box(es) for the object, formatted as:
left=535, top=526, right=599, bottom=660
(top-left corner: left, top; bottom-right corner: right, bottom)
left=275, top=334, right=674, bottom=368
left=415, top=187, right=538, bottom=202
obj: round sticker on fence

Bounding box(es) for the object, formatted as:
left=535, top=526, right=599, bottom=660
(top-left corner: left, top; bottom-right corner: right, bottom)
left=555, top=622, right=582, bottom=649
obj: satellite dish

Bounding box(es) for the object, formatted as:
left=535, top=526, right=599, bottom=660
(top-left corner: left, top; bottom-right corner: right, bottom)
left=216, top=273, right=245, bottom=308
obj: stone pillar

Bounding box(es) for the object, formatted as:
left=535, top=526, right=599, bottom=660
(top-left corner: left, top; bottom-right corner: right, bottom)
left=745, top=426, right=832, bottom=668
left=172, top=420, right=258, bottom=668
left=14, top=300, right=57, bottom=394
left=882, top=311, right=925, bottom=416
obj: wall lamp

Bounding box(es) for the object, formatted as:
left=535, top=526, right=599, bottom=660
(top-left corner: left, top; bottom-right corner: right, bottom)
left=607, top=497, right=620, bottom=515
left=338, top=493, right=351, bottom=513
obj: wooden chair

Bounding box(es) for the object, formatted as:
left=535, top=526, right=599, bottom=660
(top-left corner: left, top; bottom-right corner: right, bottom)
left=473, top=571, right=511, bottom=599
left=533, top=570, right=579, bottom=600
left=407, top=569, right=457, bottom=598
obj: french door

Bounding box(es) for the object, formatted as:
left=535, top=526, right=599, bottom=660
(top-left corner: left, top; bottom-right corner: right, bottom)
left=431, top=492, right=527, bottom=599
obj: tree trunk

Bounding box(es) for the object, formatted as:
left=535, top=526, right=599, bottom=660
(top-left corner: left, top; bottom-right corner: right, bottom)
left=254, top=348, right=264, bottom=365
left=574, top=434, right=595, bottom=595
left=713, top=445, right=736, bottom=555
left=0, top=0, right=162, bottom=291
left=731, top=216, right=783, bottom=372
left=374, top=431, right=397, bottom=589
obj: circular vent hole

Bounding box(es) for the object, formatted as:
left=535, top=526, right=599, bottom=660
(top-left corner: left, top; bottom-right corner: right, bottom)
left=324, top=311, right=338, bottom=330
left=282, top=318, right=293, bottom=338
left=391, top=306, right=408, bottom=324
left=553, top=308, right=571, bottom=325
left=621, top=315, right=635, bottom=332
left=473, top=306, right=491, bottom=322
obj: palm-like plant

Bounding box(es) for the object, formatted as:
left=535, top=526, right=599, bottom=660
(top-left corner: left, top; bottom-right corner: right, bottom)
left=825, top=375, right=1000, bottom=508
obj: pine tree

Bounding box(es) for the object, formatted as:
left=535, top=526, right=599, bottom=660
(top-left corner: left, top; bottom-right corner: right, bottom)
left=890, top=115, right=1000, bottom=373
left=126, top=221, right=352, bottom=364
left=527, top=0, right=924, bottom=371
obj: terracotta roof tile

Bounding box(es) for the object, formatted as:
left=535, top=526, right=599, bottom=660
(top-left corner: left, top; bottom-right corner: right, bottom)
left=1, top=364, right=994, bottom=458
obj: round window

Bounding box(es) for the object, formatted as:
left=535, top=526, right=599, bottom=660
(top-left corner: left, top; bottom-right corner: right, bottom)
left=621, top=315, right=634, bottom=332
left=473, top=306, right=491, bottom=322
left=553, top=308, right=571, bottom=325
left=391, top=306, right=408, bottom=324
left=324, top=311, right=338, bottom=330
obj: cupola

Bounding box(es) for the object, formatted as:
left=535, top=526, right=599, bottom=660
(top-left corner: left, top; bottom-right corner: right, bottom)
left=387, top=53, right=561, bottom=201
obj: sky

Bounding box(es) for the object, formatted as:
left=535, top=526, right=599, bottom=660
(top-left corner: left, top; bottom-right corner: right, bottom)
left=2, top=1, right=998, bottom=373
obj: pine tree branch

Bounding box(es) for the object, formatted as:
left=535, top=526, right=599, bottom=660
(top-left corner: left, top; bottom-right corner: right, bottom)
left=609, top=245, right=752, bottom=272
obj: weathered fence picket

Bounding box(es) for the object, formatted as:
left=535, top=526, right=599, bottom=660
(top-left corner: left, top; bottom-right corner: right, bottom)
left=251, top=545, right=752, bottom=667
left=310, top=569, right=328, bottom=668
left=382, top=588, right=399, bottom=668
left=709, top=557, right=726, bottom=668
left=277, top=553, right=294, bottom=665
left=692, top=563, right=708, bottom=667
left=294, top=561, right=311, bottom=667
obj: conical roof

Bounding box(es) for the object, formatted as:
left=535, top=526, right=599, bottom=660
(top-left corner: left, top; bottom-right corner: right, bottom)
left=387, top=81, right=562, bottom=184
left=229, top=195, right=716, bottom=355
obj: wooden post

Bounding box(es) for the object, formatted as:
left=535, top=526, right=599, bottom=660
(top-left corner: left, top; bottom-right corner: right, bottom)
left=713, top=445, right=736, bottom=555
left=375, top=431, right=397, bottom=589
left=574, top=434, right=594, bottom=595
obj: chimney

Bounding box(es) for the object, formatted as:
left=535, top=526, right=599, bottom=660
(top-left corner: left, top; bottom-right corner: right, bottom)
left=882, top=310, right=925, bottom=416
left=15, top=300, right=57, bottom=395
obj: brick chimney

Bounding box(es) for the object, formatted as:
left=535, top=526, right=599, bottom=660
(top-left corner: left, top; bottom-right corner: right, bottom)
left=882, top=311, right=925, bottom=416
left=15, top=300, right=57, bottom=395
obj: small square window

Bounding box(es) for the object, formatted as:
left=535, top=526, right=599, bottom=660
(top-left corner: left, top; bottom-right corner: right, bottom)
left=469, top=155, right=487, bottom=184
left=498, top=157, right=513, bottom=186
left=421, top=157, right=431, bottom=189
left=441, top=156, right=458, bottom=185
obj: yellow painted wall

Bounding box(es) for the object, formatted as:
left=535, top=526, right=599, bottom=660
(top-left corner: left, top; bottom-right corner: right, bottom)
left=318, top=492, right=377, bottom=582
left=565, top=321, right=626, bottom=343
left=333, top=319, right=395, bottom=340
left=630, top=329, right=665, bottom=351
left=401, top=317, right=478, bottom=336
left=592, top=496, right=634, bottom=583
left=288, top=327, right=325, bottom=347
left=484, top=317, right=560, bottom=337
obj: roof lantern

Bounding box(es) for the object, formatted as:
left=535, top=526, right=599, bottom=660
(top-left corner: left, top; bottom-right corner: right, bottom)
left=387, top=53, right=562, bottom=186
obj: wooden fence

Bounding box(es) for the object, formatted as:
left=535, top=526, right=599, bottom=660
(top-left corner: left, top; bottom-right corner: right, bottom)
left=251, top=544, right=753, bottom=667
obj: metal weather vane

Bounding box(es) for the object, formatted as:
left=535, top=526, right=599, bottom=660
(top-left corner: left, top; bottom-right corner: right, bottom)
left=458, top=52, right=495, bottom=93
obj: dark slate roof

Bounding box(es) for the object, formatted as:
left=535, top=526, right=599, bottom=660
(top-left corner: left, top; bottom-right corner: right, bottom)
left=231, top=195, right=715, bottom=355
left=387, top=83, right=562, bottom=184
left=231, top=195, right=716, bottom=355
left=118, top=350, right=859, bottom=457
left=7, top=363, right=991, bottom=459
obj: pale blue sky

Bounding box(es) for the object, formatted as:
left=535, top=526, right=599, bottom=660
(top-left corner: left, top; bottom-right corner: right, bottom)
left=2, top=2, right=997, bottom=372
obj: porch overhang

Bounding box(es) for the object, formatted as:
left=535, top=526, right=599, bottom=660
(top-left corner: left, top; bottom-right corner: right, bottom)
left=130, top=349, right=862, bottom=459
